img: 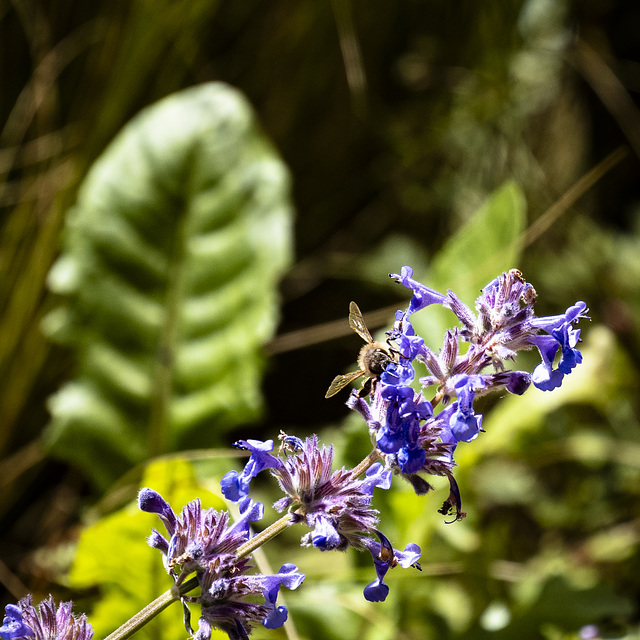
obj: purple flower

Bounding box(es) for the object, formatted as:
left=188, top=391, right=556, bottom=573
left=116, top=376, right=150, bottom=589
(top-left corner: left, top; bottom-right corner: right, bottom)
left=390, top=266, right=447, bottom=315
left=224, top=433, right=421, bottom=600
left=269, top=435, right=385, bottom=552
left=0, top=596, right=92, bottom=640
left=0, top=605, right=33, bottom=640
left=361, top=531, right=421, bottom=602
left=370, top=313, right=435, bottom=474
left=529, top=302, right=588, bottom=391
left=221, top=439, right=283, bottom=502
left=345, top=267, right=586, bottom=526
left=140, top=489, right=304, bottom=640
left=192, top=562, right=304, bottom=640
left=262, top=564, right=306, bottom=628
left=388, top=312, right=425, bottom=361
left=138, top=488, right=263, bottom=583
left=449, top=375, right=483, bottom=442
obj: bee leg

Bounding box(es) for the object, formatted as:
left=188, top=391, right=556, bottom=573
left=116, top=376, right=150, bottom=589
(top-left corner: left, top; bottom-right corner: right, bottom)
left=359, top=377, right=374, bottom=398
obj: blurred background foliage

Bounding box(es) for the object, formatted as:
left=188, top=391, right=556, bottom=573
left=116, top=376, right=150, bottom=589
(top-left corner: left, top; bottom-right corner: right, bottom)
left=1, top=0, right=640, bottom=639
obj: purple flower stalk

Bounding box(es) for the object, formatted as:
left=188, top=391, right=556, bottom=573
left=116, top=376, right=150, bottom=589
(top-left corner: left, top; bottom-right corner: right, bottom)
left=345, top=267, right=588, bottom=521
left=146, top=266, right=587, bottom=623
left=138, top=489, right=304, bottom=639
left=138, top=488, right=264, bottom=584
left=0, top=595, right=93, bottom=640
left=221, top=435, right=420, bottom=602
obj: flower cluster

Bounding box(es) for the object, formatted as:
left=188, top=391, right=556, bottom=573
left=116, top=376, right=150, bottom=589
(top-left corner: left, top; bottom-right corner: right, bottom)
left=221, top=434, right=421, bottom=602
left=213, top=267, right=588, bottom=610
left=349, top=267, right=588, bottom=520
left=138, top=489, right=304, bottom=640
left=0, top=595, right=93, bottom=640
left=2, top=267, right=588, bottom=640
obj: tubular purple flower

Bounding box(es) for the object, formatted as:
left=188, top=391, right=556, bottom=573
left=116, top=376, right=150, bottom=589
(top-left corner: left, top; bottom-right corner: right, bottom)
left=397, top=439, right=427, bottom=474
left=449, top=375, right=483, bottom=442
left=501, top=370, right=531, bottom=395
left=138, top=487, right=177, bottom=532
left=0, top=596, right=93, bottom=640
left=438, top=471, right=466, bottom=523
left=529, top=302, right=589, bottom=391
left=361, top=462, right=392, bottom=494
left=529, top=302, right=588, bottom=391
left=221, top=439, right=283, bottom=502
left=361, top=531, right=421, bottom=602
left=388, top=312, right=425, bottom=361
left=308, top=515, right=341, bottom=550
left=530, top=301, right=589, bottom=334
left=363, top=558, right=390, bottom=603
left=193, top=562, right=304, bottom=640
left=390, top=266, right=447, bottom=315
left=0, top=605, right=33, bottom=640
left=262, top=564, right=306, bottom=629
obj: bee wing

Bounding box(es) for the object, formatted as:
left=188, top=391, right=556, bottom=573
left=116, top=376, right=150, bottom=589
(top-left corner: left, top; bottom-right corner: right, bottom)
left=325, top=369, right=365, bottom=398
left=348, top=301, right=373, bottom=344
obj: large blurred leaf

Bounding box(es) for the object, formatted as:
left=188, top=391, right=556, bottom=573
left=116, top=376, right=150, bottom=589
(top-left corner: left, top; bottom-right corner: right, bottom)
left=43, top=83, right=293, bottom=488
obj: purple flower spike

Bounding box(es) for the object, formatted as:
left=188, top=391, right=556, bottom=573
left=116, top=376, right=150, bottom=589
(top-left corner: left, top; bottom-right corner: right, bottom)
left=140, top=489, right=264, bottom=585
left=390, top=266, right=446, bottom=315
left=341, top=267, right=586, bottom=552
left=195, top=560, right=304, bottom=639
left=0, top=596, right=92, bottom=640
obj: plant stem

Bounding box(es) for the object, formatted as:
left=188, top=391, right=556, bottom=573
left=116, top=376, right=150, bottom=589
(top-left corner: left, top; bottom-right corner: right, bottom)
left=236, top=513, right=294, bottom=558
left=103, top=584, right=181, bottom=640
left=349, top=449, right=382, bottom=481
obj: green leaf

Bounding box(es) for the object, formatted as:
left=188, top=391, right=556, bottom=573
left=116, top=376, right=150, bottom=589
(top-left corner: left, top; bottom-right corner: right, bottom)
left=43, top=83, right=293, bottom=487
left=68, top=458, right=225, bottom=640
left=409, top=181, right=526, bottom=345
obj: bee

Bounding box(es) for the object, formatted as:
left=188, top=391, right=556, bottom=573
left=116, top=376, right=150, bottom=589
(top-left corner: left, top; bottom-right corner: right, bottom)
left=325, top=301, right=397, bottom=399
left=278, top=430, right=304, bottom=455
left=521, top=284, right=537, bottom=305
